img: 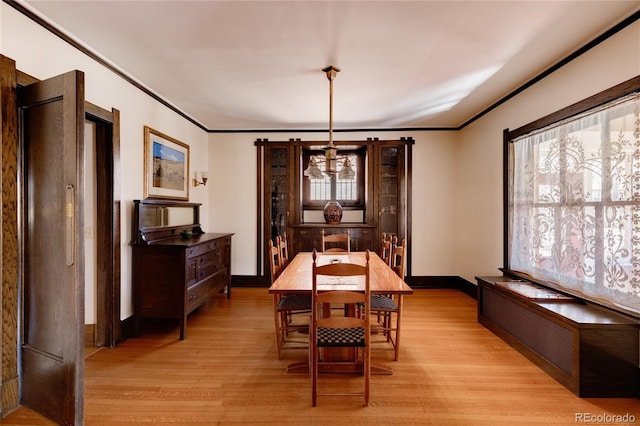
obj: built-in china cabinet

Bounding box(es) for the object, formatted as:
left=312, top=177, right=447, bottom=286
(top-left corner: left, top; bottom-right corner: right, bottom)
left=256, top=137, right=412, bottom=282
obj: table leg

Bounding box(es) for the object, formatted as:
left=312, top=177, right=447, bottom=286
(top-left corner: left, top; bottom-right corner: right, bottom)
left=394, top=294, right=403, bottom=361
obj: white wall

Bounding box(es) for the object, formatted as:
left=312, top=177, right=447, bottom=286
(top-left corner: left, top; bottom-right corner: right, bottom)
left=1, top=4, right=210, bottom=320
left=456, top=20, right=640, bottom=284
left=412, top=131, right=459, bottom=275
left=207, top=134, right=257, bottom=276
left=209, top=130, right=460, bottom=276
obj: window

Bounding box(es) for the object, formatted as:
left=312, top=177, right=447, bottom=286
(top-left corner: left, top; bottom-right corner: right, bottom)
left=302, top=148, right=366, bottom=208
left=507, top=92, right=640, bottom=316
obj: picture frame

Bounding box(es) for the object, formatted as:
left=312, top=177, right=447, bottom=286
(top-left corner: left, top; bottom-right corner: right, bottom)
left=143, top=126, right=190, bottom=200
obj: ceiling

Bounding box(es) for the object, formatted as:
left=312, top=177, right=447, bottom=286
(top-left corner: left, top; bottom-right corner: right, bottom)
left=20, top=0, right=640, bottom=131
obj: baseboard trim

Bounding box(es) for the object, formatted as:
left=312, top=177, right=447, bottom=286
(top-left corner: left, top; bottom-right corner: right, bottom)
left=84, top=324, right=95, bottom=346
left=232, top=275, right=268, bottom=287
left=119, top=316, right=135, bottom=345
left=406, top=276, right=477, bottom=299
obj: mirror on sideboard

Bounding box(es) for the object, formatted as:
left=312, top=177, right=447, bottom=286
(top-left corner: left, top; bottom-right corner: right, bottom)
left=134, top=199, right=200, bottom=230
left=140, top=205, right=196, bottom=228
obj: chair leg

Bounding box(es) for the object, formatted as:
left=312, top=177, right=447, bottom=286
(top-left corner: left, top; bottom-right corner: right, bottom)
left=364, top=346, right=370, bottom=406
left=384, top=310, right=400, bottom=360
left=383, top=311, right=392, bottom=341
left=369, top=308, right=401, bottom=360
left=394, top=296, right=403, bottom=361
left=311, top=344, right=318, bottom=406
left=280, top=311, right=289, bottom=338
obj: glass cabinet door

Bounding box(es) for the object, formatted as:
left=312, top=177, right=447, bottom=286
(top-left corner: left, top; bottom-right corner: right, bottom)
left=379, top=145, right=402, bottom=239
left=268, top=147, right=288, bottom=241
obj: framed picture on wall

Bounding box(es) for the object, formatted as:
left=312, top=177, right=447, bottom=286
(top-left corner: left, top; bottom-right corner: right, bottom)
left=143, top=126, right=190, bottom=200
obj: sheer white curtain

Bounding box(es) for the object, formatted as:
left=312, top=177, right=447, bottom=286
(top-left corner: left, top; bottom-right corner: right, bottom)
left=509, top=94, right=640, bottom=315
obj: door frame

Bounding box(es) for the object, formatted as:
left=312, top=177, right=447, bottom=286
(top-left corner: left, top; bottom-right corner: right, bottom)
left=0, top=54, right=21, bottom=417
left=85, top=103, right=121, bottom=347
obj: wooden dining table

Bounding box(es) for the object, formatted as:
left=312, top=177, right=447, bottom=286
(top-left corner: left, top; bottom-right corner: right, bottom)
left=268, top=251, right=413, bottom=374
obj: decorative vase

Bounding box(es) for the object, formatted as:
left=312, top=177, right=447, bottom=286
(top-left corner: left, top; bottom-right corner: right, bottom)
left=323, top=200, right=343, bottom=225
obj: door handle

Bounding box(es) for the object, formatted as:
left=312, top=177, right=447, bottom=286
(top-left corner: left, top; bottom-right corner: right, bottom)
left=65, top=184, right=75, bottom=266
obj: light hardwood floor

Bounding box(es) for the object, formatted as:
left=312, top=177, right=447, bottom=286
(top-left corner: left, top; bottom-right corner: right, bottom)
left=4, top=288, right=639, bottom=425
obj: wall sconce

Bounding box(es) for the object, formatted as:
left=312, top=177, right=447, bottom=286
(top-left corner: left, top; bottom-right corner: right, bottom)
left=192, top=171, right=208, bottom=187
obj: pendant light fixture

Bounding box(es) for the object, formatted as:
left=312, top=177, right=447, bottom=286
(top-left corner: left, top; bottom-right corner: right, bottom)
left=321, top=65, right=343, bottom=225
left=323, top=65, right=340, bottom=174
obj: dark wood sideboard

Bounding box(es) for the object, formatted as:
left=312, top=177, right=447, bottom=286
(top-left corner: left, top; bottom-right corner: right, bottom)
left=477, top=276, right=639, bottom=397
left=132, top=200, right=233, bottom=339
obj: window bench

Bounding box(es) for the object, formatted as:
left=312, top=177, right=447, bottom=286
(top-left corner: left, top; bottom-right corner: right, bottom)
left=476, top=276, right=639, bottom=397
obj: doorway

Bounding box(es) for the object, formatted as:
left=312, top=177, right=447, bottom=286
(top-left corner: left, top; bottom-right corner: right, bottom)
left=85, top=103, right=122, bottom=349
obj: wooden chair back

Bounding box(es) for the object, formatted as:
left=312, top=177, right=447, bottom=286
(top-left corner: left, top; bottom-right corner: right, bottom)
left=278, top=233, right=289, bottom=267
left=391, top=238, right=406, bottom=279
left=381, top=234, right=392, bottom=266
left=269, top=238, right=282, bottom=284
left=321, top=229, right=351, bottom=253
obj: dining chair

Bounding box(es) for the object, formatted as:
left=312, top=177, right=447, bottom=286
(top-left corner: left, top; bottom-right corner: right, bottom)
left=278, top=233, right=290, bottom=268
left=370, top=237, right=405, bottom=361
left=321, top=229, right=351, bottom=253
left=380, top=233, right=392, bottom=266
left=271, top=238, right=310, bottom=359
left=269, top=237, right=282, bottom=283
left=390, top=237, right=406, bottom=280
left=311, top=249, right=371, bottom=407
left=370, top=233, right=393, bottom=324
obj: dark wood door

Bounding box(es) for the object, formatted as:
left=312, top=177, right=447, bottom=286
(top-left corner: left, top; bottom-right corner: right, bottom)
left=19, top=71, right=85, bottom=425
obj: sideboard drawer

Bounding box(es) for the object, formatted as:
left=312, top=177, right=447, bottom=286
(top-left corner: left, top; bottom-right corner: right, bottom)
left=198, top=249, right=221, bottom=266
left=187, top=240, right=218, bottom=258
left=186, top=279, right=210, bottom=312
left=198, top=261, right=221, bottom=282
